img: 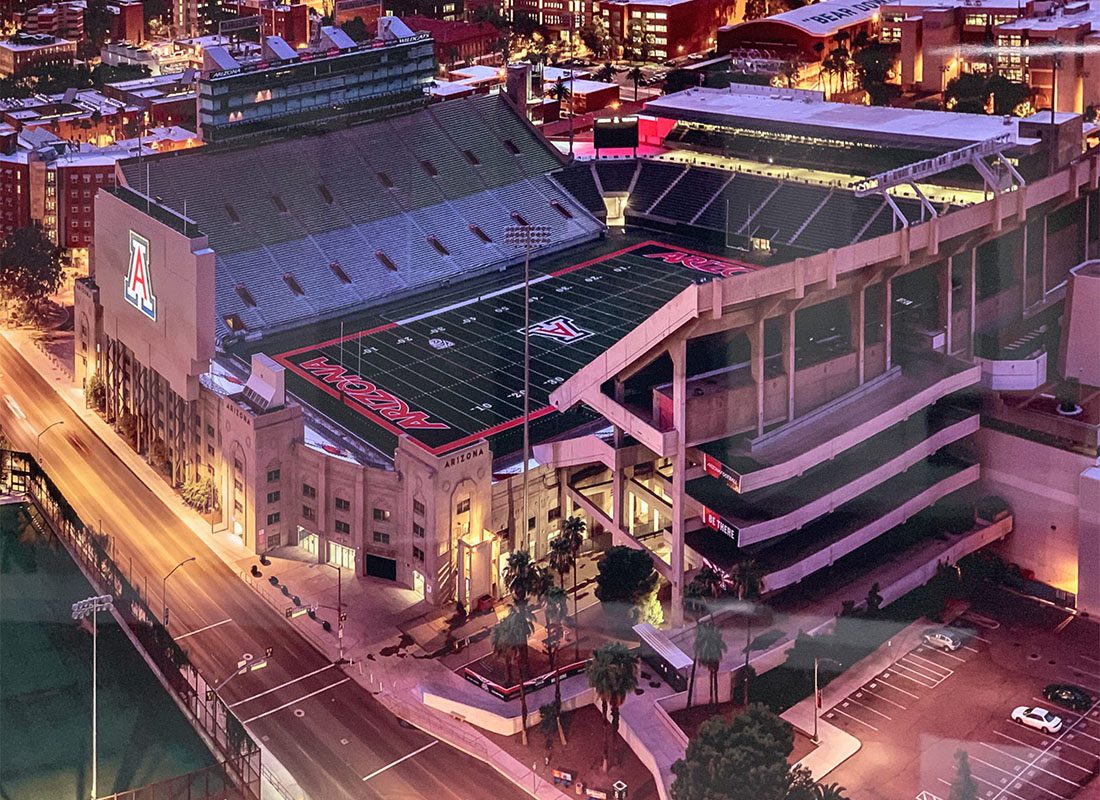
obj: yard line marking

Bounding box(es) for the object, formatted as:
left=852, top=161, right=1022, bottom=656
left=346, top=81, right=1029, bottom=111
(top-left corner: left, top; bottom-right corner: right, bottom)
left=969, top=755, right=1072, bottom=799
left=874, top=677, right=921, bottom=699
left=230, top=664, right=336, bottom=708
left=828, top=707, right=880, bottom=732
left=979, top=742, right=1083, bottom=785
left=174, top=618, right=233, bottom=640
left=995, top=729, right=1099, bottom=762
left=906, top=653, right=955, bottom=676
left=861, top=686, right=908, bottom=710
left=361, top=741, right=438, bottom=782
left=241, top=678, right=350, bottom=724
left=845, top=697, right=893, bottom=720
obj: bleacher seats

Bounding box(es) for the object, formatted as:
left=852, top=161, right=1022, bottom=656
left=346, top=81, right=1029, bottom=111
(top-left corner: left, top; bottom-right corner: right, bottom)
left=120, top=94, right=601, bottom=339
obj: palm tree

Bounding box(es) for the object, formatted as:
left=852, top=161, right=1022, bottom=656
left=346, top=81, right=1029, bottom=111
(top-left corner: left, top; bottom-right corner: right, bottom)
left=504, top=549, right=541, bottom=608
left=492, top=607, right=535, bottom=744
left=545, top=585, right=569, bottom=743
left=586, top=642, right=638, bottom=771
left=560, top=515, right=586, bottom=658
left=695, top=623, right=727, bottom=708
left=595, top=62, right=617, bottom=84
left=626, top=66, right=644, bottom=102
left=815, top=782, right=851, bottom=800
left=548, top=535, right=574, bottom=589
left=730, top=559, right=765, bottom=705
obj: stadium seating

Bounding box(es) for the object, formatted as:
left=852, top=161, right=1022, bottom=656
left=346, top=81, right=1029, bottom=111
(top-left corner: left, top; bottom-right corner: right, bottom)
left=550, top=164, right=605, bottom=218
left=649, top=168, right=731, bottom=224
left=627, top=161, right=686, bottom=214
left=120, top=94, right=602, bottom=338
left=592, top=160, right=638, bottom=193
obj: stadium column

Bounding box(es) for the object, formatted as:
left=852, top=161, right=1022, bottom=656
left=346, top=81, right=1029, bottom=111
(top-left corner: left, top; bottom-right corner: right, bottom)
left=782, top=310, right=796, bottom=422
left=883, top=273, right=894, bottom=372
left=612, top=383, right=626, bottom=531
left=968, top=249, right=977, bottom=357
left=849, top=285, right=866, bottom=386
left=750, top=316, right=766, bottom=437
left=939, top=260, right=952, bottom=356
left=669, top=337, right=687, bottom=628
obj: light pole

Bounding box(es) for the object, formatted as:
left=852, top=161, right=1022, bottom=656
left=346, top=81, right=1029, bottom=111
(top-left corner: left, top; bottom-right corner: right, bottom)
left=213, top=652, right=270, bottom=692
left=504, top=224, right=552, bottom=555
left=72, top=594, right=113, bottom=800
left=310, top=561, right=348, bottom=664
left=812, top=656, right=843, bottom=744
left=162, top=556, right=196, bottom=627
left=36, top=420, right=64, bottom=460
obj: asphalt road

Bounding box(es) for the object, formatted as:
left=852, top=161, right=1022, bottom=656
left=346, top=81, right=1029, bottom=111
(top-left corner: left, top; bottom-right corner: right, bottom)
left=0, top=335, right=528, bottom=800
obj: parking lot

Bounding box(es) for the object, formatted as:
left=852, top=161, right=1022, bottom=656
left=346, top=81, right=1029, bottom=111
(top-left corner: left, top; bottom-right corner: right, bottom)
left=825, top=590, right=1100, bottom=800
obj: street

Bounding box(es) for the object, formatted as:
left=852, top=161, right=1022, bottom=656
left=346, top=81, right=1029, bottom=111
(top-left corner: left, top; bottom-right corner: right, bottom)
left=0, top=335, right=529, bottom=800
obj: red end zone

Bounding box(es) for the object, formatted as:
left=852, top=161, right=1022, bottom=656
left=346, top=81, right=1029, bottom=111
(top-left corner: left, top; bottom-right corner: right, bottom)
left=271, top=241, right=761, bottom=456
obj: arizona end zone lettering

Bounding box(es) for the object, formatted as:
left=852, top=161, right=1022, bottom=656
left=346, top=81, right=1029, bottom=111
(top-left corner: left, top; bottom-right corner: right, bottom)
left=804, top=0, right=887, bottom=26
left=644, top=250, right=753, bottom=279
left=297, top=356, right=449, bottom=430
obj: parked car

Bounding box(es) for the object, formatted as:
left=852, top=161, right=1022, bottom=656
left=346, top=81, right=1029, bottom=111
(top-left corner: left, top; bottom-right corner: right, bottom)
left=1011, top=706, right=1063, bottom=733
left=1043, top=684, right=1094, bottom=712
left=922, top=628, right=963, bottom=651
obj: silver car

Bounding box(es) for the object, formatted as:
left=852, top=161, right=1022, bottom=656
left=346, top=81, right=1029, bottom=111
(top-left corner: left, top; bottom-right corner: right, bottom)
left=922, top=628, right=963, bottom=651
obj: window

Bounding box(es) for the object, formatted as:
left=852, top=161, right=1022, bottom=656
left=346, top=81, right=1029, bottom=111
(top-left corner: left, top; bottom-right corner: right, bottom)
left=548, top=506, right=562, bottom=522
left=335, top=497, right=351, bottom=512
left=303, top=483, right=317, bottom=498
left=234, top=500, right=243, bottom=513
left=413, top=499, right=426, bottom=516
left=234, top=479, right=243, bottom=492
left=528, top=516, right=536, bottom=531
left=267, top=512, right=281, bottom=525
left=413, top=546, right=424, bottom=561
left=413, top=522, right=425, bottom=538
left=303, top=505, right=315, bottom=520
left=195, top=434, right=202, bottom=445
left=335, top=520, right=351, bottom=534
left=267, top=490, right=280, bottom=503
left=205, top=425, right=214, bottom=438
left=373, top=508, right=391, bottom=522
left=456, top=499, right=470, bottom=514
left=207, top=444, right=215, bottom=457
left=233, top=458, right=242, bottom=472
left=372, top=531, right=390, bottom=544
left=267, top=468, right=281, bottom=482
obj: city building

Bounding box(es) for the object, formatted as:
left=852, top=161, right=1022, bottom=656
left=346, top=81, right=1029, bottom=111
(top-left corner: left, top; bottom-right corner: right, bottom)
left=0, top=89, right=144, bottom=145
left=400, top=15, right=499, bottom=66
left=16, top=2, right=85, bottom=42
left=0, top=32, right=76, bottom=77
left=226, top=0, right=312, bottom=48
left=101, top=71, right=199, bottom=130
left=196, top=20, right=434, bottom=143
left=601, top=0, right=737, bottom=61
left=108, top=0, right=145, bottom=44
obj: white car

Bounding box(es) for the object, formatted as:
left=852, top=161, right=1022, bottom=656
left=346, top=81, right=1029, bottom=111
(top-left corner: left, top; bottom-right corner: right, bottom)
left=1011, top=706, right=1063, bottom=734
left=922, top=629, right=962, bottom=651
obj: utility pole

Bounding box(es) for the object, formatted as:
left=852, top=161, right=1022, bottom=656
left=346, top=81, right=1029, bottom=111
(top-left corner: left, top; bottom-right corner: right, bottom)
left=504, top=224, right=552, bottom=554
left=162, top=556, right=196, bottom=627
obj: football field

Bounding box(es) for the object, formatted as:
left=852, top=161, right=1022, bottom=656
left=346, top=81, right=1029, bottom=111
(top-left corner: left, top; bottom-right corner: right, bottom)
left=267, top=240, right=761, bottom=458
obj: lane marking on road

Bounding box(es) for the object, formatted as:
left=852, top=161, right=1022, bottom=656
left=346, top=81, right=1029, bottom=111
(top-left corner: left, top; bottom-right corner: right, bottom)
left=174, top=618, right=233, bottom=640
left=241, top=677, right=350, bottom=724
left=979, top=742, right=1083, bottom=786
left=860, top=686, right=908, bottom=710
left=969, top=754, right=1072, bottom=799
left=828, top=707, right=879, bottom=732
left=230, top=663, right=337, bottom=708
left=873, top=677, right=920, bottom=699
left=995, top=728, right=1099, bottom=762
left=844, top=696, right=893, bottom=720
left=905, top=653, right=954, bottom=676
left=361, top=740, right=439, bottom=782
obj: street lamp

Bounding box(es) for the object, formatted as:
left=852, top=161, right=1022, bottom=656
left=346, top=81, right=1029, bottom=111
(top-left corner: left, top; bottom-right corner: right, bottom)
left=162, top=556, right=196, bottom=627
left=213, top=652, right=270, bottom=692
left=309, top=561, right=349, bottom=664
left=72, top=594, right=113, bottom=800
left=504, top=224, right=552, bottom=555
left=812, top=656, right=843, bottom=744
left=36, top=420, right=64, bottom=460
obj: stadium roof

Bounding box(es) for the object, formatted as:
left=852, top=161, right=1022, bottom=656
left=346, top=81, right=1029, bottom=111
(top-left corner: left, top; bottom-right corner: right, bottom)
left=738, top=0, right=892, bottom=37
left=645, top=87, right=1045, bottom=151
left=243, top=239, right=763, bottom=459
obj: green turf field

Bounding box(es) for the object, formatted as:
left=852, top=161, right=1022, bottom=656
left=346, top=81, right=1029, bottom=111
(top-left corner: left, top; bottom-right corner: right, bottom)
left=0, top=504, right=215, bottom=800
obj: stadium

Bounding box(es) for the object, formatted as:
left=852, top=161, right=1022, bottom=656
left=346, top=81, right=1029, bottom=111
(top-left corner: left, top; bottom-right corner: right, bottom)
left=76, top=84, right=1100, bottom=617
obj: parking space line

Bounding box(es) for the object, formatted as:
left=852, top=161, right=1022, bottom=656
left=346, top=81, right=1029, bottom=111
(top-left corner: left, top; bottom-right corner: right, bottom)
left=962, top=645, right=980, bottom=653
left=889, top=662, right=940, bottom=687
left=229, top=663, right=336, bottom=708
left=828, top=707, right=880, bottom=732
left=241, top=677, right=350, bottom=724
left=924, top=648, right=967, bottom=664
left=995, top=729, right=1099, bottom=762
left=844, top=697, right=893, bottom=720
left=1079, top=654, right=1100, bottom=666
left=969, top=755, right=1072, bottom=799
left=905, top=653, right=954, bottom=676
left=1063, top=724, right=1100, bottom=745
left=979, top=742, right=1083, bottom=786
left=860, top=686, right=908, bottom=710
left=874, top=677, right=921, bottom=699
left=989, top=702, right=1100, bottom=800
left=968, top=772, right=1029, bottom=800
left=1068, top=666, right=1100, bottom=681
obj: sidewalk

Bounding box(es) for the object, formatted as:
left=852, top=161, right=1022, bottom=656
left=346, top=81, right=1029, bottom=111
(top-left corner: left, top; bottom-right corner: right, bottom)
left=1, top=325, right=574, bottom=800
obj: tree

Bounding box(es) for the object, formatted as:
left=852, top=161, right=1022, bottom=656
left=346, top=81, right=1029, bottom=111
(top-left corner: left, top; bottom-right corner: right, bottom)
left=853, top=41, right=898, bottom=105
left=87, top=372, right=107, bottom=412
left=949, top=749, right=979, bottom=800
left=945, top=72, right=991, bottom=114
left=671, top=704, right=802, bottom=800
left=341, top=16, right=370, bottom=42
left=664, top=68, right=701, bottom=94
left=548, top=535, right=574, bottom=589
left=595, top=62, right=618, bottom=84
left=579, top=19, right=609, bottom=59
left=627, top=66, right=644, bottom=102
left=0, top=223, right=64, bottom=321
left=815, top=783, right=851, bottom=800
left=181, top=476, right=216, bottom=513
left=492, top=607, right=535, bottom=745
left=586, top=642, right=638, bottom=771
left=82, top=0, right=114, bottom=59
left=560, top=515, right=586, bottom=658
left=545, top=584, right=570, bottom=743
left=504, top=549, right=542, bottom=609
left=538, top=702, right=560, bottom=753
left=987, top=74, right=1030, bottom=116
left=691, top=622, right=727, bottom=708
left=595, top=545, right=659, bottom=623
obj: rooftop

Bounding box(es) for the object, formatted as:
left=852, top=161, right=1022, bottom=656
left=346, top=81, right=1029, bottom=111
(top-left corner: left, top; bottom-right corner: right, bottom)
left=1, top=32, right=75, bottom=50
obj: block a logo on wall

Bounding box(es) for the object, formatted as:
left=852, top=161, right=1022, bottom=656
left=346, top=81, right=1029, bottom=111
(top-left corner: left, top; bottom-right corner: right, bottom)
left=124, top=230, right=157, bottom=321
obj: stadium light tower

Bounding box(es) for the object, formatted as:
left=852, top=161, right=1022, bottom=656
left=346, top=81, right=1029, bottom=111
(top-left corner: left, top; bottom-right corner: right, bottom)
left=505, top=223, right=552, bottom=554
left=72, top=594, right=113, bottom=800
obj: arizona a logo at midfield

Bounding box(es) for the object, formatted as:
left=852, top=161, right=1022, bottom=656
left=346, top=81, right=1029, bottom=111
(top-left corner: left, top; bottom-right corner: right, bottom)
left=523, top=316, right=593, bottom=344
left=124, top=230, right=157, bottom=321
